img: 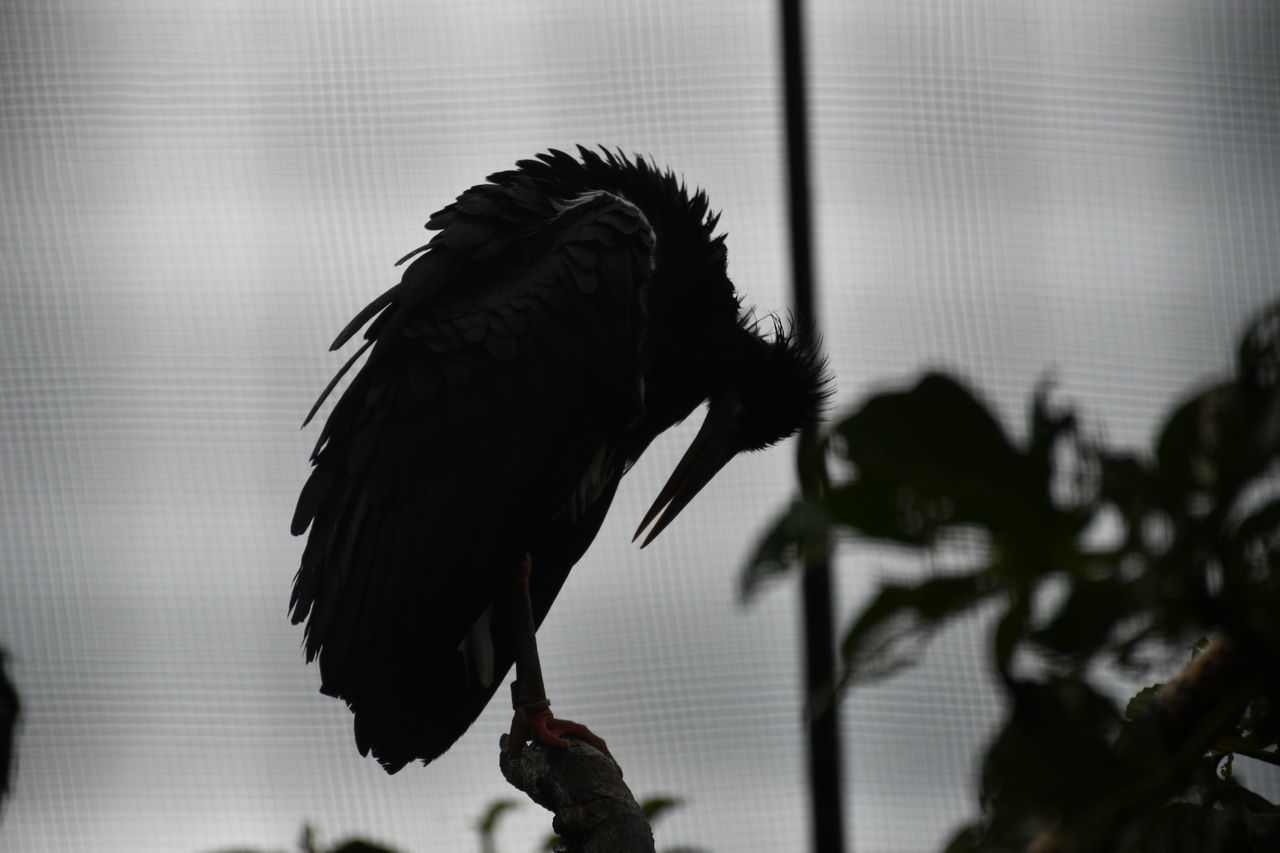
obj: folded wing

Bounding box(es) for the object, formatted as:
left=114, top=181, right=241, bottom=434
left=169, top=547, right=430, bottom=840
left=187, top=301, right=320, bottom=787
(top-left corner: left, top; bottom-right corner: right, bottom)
left=291, top=188, right=654, bottom=771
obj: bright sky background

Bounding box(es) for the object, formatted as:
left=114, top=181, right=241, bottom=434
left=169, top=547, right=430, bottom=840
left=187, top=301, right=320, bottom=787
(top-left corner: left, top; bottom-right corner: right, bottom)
left=2, top=2, right=1278, bottom=851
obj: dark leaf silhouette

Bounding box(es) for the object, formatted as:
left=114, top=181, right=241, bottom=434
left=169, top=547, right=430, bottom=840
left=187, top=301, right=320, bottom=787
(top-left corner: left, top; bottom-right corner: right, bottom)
left=749, top=300, right=1280, bottom=851
left=831, top=372, right=1034, bottom=544
left=0, top=650, right=17, bottom=808
left=838, top=572, right=992, bottom=687
left=741, top=496, right=830, bottom=598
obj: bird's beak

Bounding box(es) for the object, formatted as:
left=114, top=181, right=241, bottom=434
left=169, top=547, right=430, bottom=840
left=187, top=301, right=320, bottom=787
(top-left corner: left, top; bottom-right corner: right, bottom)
left=633, top=403, right=741, bottom=548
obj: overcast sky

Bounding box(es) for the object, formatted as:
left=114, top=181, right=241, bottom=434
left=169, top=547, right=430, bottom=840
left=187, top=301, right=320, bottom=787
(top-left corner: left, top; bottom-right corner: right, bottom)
left=2, top=2, right=1279, bottom=851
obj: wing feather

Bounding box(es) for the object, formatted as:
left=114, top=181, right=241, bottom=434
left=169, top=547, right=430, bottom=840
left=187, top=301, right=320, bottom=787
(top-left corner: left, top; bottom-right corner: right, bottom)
left=292, top=189, right=653, bottom=771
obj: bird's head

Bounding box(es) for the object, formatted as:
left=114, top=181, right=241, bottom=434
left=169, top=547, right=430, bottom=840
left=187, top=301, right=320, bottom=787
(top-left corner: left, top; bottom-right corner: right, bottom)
left=634, top=316, right=832, bottom=546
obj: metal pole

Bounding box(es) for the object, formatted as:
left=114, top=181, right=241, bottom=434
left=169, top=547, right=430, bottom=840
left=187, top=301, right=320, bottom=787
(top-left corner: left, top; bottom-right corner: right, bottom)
left=779, top=0, right=847, bottom=851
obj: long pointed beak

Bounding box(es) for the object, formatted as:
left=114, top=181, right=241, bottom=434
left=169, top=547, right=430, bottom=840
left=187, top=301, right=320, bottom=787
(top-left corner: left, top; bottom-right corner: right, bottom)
left=633, top=406, right=741, bottom=548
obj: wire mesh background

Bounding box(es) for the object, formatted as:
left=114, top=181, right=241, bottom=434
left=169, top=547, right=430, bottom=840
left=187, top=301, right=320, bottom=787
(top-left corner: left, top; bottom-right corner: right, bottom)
left=2, top=1, right=1278, bottom=851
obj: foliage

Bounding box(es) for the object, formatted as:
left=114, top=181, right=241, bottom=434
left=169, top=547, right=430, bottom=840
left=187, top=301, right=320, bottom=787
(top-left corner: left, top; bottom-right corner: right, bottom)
left=0, top=648, right=17, bottom=810
left=203, top=792, right=706, bottom=853
left=475, top=792, right=707, bottom=853
left=207, top=824, right=403, bottom=853
left=747, top=301, right=1280, bottom=851
left=478, top=799, right=522, bottom=853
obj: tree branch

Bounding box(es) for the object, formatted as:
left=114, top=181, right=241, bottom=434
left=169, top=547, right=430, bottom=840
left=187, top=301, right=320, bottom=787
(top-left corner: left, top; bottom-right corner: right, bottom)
left=498, top=734, right=654, bottom=853
left=1027, top=634, right=1271, bottom=852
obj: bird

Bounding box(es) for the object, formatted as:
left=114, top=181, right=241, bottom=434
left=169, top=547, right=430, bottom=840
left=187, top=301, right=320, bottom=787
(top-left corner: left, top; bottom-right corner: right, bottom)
left=290, top=146, right=830, bottom=773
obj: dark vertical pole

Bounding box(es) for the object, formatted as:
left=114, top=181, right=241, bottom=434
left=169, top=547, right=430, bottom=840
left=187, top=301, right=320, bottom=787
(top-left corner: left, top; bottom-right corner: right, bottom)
left=780, top=1, right=847, bottom=852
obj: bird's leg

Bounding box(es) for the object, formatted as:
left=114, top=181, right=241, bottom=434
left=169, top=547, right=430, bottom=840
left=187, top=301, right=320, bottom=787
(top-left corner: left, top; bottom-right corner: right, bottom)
left=506, top=553, right=616, bottom=768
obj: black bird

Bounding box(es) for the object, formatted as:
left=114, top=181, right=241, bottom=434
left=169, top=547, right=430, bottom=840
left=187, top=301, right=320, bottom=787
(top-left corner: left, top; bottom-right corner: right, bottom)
left=291, top=147, right=829, bottom=773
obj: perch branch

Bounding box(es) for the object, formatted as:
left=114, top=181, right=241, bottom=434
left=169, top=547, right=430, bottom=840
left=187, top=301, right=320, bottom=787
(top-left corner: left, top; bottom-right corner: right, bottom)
left=1028, top=633, right=1271, bottom=852
left=499, top=733, right=654, bottom=853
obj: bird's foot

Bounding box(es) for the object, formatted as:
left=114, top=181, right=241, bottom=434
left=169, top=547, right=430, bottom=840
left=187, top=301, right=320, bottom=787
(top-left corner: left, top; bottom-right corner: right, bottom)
left=507, top=702, right=619, bottom=774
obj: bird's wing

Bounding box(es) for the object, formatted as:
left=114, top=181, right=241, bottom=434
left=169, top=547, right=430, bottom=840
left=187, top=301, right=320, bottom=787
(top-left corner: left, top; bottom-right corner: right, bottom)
left=290, top=188, right=653, bottom=771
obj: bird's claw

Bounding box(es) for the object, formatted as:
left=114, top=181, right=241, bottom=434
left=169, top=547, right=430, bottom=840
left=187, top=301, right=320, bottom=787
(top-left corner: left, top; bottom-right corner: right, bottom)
left=507, top=705, right=620, bottom=775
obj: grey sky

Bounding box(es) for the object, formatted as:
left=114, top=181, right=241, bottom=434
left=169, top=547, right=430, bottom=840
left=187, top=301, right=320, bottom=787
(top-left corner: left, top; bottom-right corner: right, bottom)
left=2, top=1, right=1278, bottom=851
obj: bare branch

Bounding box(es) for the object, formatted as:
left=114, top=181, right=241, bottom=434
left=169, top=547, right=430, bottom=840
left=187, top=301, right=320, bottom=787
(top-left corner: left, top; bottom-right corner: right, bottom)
left=499, top=734, right=654, bottom=853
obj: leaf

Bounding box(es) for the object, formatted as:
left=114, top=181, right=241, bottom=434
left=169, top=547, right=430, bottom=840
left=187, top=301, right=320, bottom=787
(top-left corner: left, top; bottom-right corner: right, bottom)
left=835, top=374, right=1018, bottom=479
left=821, top=479, right=939, bottom=546
left=1241, top=693, right=1280, bottom=747
left=741, top=497, right=830, bottom=600
left=1243, top=807, right=1280, bottom=851
left=981, top=677, right=1127, bottom=821
left=0, top=649, right=16, bottom=807
left=839, top=572, right=993, bottom=687
left=1031, top=576, right=1140, bottom=661
left=1230, top=496, right=1280, bottom=552
left=1126, top=683, right=1165, bottom=722
left=327, top=841, right=404, bottom=853
left=1155, top=382, right=1238, bottom=500
left=829, top=373, right=1043, bottom=546
left=744, top=373, right=1086, bottom=602
left=476, top=798, right=520, bottom=835
left=940, top=824, right=981, bottom=853
left=639, top=795, right=683, bottom=824
left=993, top=595, right=1029, bottom=680
left=1137, top=801, right=1244, bottom=852
left=1235, top=300, right=1280, bottom=470
left=1134, top=799, right=1280, bottom=853
left=1194, top=778, right=1280, bottom=851
left=1238, top=299, right=1280, bottom=401
left=1026, top=377, right=1078, bottom=493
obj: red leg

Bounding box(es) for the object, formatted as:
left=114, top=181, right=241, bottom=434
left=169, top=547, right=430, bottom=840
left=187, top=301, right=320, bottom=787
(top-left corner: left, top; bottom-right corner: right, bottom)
left=506, top=553, right=617, bottom=769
